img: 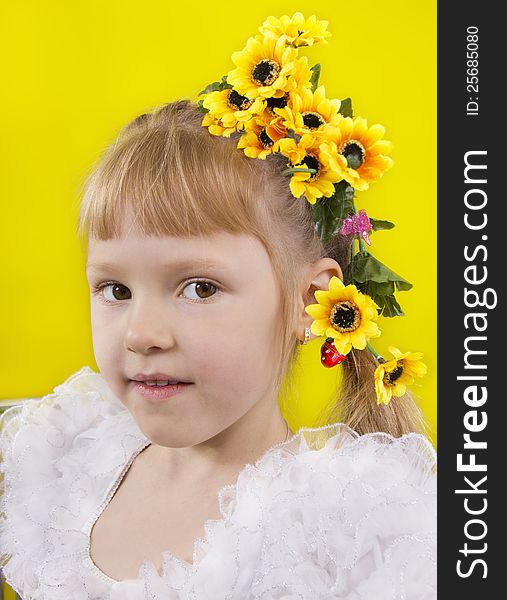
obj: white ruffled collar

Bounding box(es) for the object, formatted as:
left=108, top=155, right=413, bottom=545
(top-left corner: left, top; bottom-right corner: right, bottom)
left=82, top=416, right=362, bottom=585
left=82, top=405, right=435, bottom=590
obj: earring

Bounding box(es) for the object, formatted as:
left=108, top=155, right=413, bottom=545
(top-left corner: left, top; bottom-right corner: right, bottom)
left=301, top=326, right=310, bottom=345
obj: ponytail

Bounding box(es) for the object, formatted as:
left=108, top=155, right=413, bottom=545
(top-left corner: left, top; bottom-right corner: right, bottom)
left=321, top=349, right=429, bottom=436
left=315, top=231, right=429, bottom=437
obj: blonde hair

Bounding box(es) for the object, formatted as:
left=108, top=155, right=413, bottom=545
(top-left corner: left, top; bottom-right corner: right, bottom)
left=77, top=99, right=428, bottom=437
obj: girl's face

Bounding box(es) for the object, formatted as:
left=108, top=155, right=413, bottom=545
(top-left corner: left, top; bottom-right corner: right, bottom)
left=85, top=227, right=284, bottom=448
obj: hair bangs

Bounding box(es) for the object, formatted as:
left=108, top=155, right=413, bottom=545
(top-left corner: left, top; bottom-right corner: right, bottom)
left=77, top=110, right=269, bottom=241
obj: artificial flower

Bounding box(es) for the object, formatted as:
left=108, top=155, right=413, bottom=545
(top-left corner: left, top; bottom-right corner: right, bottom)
left=326, top=117, right=394, bottom=191
left=201, top=111, right=239, bottom=137
left=237, top=112, right=287, bottom=159
left=305, top=275, right=381, bottom=354
left=227, top=34, right=311, bottom=100
left=265, top=92, right=291, bottom=116
left=259, top=12, right=331, bottom=47
left=202, top=89, right=265, bottom=135
left=277, top=134, right=344, bottom=204
left=274, top=85, right=342, bottom=136
left=374, top=346, right=427, bottom=405
left=339, top=209, right=373, bottom=245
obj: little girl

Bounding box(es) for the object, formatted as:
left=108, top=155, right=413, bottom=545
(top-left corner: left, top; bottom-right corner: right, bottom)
left=1, top=14, right=436, bottom=600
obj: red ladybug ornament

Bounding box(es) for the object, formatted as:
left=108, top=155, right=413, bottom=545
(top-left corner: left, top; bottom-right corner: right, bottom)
left=320, top=337, right=347, bottom=368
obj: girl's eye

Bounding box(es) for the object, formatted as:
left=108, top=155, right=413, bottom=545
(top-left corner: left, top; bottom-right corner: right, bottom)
left=93, top=282, right=131, bottom=304
left=181, top=280, right=219, bottom=302
left=92, top=280, right=219, bottom=304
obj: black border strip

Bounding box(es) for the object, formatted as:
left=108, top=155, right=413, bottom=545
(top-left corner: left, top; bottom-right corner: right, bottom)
left=438, top=1, right=501, bottom=595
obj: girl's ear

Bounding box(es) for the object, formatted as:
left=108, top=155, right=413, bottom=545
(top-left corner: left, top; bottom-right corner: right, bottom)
left=295, top=258, right=344, bottom=343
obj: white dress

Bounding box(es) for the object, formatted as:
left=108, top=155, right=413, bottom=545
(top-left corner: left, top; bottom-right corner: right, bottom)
left=0, top=366, right=436, bottom=600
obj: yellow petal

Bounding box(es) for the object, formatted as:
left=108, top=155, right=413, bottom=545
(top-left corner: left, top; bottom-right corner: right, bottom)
left=364, top=123, right=386, bottom=146
left=314, top=289, right=334, bottom=307
left=305, top=303, right=330, bottom=319
left=310, top=319, right=328, bottom=336
left=375, top=379, right=392, bottom=405
left=352, top=117, right=368, bottom=138
left=369, top=140, right=393, bottom=155
left=327, top=333, right=351, bottom=355
left=350, top=332, right=367, bottom=350
left=392, top=383, right=407, bottom=397
left=328, top=275, right=345, bottom=294
left=405, top=361, right=427, bottom=378
left=289, top=178, right=305, bottom=198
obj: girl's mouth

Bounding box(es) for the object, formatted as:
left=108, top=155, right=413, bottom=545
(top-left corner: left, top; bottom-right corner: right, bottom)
left=132, top=380, right=193, bottom=401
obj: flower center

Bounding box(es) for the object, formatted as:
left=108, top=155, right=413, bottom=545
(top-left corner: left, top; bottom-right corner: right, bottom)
left=251, top=59, right=281, bottom=86
left=227, top=89, right=254, bottom=111
left=300, top=154, right=320, bottom=180
left=330, top=301, right=361, bottom=333
left=266, top=93, right=289, bottom=114
left=340, top=140, right=366, bottom=169
left=259, top=128, right=274, bottom=149
left=384, top=364, right=404, bottom=385
left=302, top=111, right=325, bottom=129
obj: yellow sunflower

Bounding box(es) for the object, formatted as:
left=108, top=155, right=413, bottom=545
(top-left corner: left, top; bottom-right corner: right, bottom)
left=201, top=111, right=238, bottom=138
left=259, top=12, right=332, bottom=47
left=237, top=111, right=287, bottom=159
left=227, top=34, right=311, bottom=100
left=326, top=117, right=394, bottom=191
left=264, top=91, right=291, bottom=116
left=277, top=133, right=344, bottom=204
left=305, top=275, right=381, bottom=354
left=374, top=347, right=427, bottom=406
left=202, top=89, right=265, bottom=135
left=274, top=85, right=342, bottom=136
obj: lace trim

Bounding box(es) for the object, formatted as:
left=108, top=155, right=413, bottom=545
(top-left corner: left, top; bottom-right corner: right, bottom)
left=84, top=439, right=152, bottom=584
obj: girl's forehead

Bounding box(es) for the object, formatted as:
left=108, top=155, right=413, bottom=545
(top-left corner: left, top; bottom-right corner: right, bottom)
left=86, top=231, right=270, bottom=272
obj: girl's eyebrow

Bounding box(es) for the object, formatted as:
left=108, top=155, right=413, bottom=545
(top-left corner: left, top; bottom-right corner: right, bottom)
left=85, top=257, right=229, bottom=274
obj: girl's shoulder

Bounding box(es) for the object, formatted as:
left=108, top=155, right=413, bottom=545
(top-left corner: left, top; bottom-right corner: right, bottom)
left=226, top=423, right=437, bottom=598
left=252, top=420, right=436, bottom=502
left=0, top=367, right=145, bottom=599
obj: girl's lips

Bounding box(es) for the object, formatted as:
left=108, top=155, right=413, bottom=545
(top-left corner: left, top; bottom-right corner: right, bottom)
left=132, top=381, right=193, bottom=401
left=131, top=372, right=192, bottom=383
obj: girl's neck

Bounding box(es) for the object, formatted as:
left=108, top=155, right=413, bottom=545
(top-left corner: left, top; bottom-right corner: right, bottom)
left=145, top=411, right=291, bottom=483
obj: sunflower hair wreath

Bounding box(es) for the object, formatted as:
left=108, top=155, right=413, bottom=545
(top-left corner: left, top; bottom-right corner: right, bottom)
left=196, top=12, right=427, bottom=405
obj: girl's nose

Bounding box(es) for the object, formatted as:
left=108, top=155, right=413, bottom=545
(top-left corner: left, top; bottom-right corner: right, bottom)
left=124, top=300, right=176, bottom=353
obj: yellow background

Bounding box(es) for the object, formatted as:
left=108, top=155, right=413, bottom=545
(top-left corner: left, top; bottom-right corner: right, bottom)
left=0, top=1, right=436, bottom=449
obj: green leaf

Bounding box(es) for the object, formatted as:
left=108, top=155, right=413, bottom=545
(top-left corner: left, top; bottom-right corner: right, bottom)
left=361, top=280, right=397, bottom=296
left=334, top=179, right=355, bottom=202
left=310, top=64, right=321, bottom=92
left=281, top=167, right=317, bottom=176
left=313, top=181, right=357, bottom=246
left=378, top=295, right=405, bottom=317
left=343, top=252, right=412, bottom=317
left=370, top=218, right=395, bottom=231
left=198, top=75, right=232, bottom=97
left=353, top=281, right=405, bottom=317
left=346, top=252, right=412, bottom=292
left=339, top=97, right=353, bottom=118
left=196, top=99, right=208, bottom=114
left=325, top=181, right=355, bottom=218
